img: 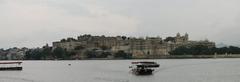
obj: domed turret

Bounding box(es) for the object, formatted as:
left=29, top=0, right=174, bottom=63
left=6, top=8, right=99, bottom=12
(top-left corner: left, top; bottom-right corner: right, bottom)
left=176, top=33, right=181, bottom=37
left=185, top=33, right=188, bottom=37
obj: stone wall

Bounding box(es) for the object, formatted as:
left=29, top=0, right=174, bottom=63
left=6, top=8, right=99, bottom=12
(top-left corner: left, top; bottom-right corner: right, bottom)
left=52, top=33, right=215, bottom=59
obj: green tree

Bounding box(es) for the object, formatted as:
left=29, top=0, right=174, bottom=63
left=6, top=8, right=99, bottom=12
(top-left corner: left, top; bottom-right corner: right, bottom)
left=114, top=50, right=132, bottom=59
left=85, top=50, right=97, bottom=58
left=41, top=47, right=52, bottom=59
left=169, top=45, right=215, bottom=55
left=98, top=52, right=111, bottom=58
left=100, top=45, right=109, bottom=50
left=74, top=46, right=85, bottom=50
left=53, top=47, right=69, bottom=59
left=228, top=46, right=240, bottom=54
left=24, top=49, right=43, bottom=60
left=169, top=46, right=188, bottom=55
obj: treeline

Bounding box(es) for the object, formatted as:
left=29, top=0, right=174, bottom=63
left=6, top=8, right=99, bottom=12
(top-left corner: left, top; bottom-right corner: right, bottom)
left=24, top=47, right=132, bottom=60
left=169, top=45, right=240, bottom=55
left=84, top=50, right=132, bottom=59
left=24, top=47, right=73, bottom=60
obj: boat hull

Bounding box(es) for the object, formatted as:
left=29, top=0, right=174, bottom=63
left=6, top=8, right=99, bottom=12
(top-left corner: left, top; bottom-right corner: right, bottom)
left=0, top=67, right=22, bottom=71
left=132, top=69, right=154, bottom=75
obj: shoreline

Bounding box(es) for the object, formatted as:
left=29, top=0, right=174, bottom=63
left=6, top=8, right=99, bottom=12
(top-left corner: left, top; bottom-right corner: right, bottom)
left=1, top=54, right=240, bottom=61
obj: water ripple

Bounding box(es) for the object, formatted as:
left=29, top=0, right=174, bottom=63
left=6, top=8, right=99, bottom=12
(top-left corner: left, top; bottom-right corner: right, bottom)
left=0, top=76, right=40, bottom=82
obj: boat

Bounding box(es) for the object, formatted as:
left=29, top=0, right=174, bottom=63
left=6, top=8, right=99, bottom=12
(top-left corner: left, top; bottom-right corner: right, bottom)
left=0, top=62, right=23, bottom=71
left=130, top=61, right=160, bottom=75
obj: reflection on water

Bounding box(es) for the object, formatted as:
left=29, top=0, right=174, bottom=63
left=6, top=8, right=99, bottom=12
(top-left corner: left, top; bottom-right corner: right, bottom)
left=94, top=77, right=129, bottom=82
left=0, top=59, right=240, bottom=82
left=0, top=76, right=37, bottom=82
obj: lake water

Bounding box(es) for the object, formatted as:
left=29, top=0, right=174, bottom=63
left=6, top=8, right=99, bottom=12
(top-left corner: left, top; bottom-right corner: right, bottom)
left=0, top=59, right=240, bottom=82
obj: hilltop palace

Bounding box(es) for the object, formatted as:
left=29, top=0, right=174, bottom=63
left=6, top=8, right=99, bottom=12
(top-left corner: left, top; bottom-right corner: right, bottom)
left=53, top=33, right=215, bottom=59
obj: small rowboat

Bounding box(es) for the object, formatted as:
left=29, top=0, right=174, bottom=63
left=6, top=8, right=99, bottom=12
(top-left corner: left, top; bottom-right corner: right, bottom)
left=130, top=61, right=160, bottom=75
left=0, top=62, right=22, bottom=71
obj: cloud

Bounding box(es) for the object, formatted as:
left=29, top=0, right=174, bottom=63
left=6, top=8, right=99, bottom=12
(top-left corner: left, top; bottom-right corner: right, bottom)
left=0, top=0, right=140, bottom=48
left=100, top=0, right=240, bottom=42
left=1, top=0, right=240, bottom=48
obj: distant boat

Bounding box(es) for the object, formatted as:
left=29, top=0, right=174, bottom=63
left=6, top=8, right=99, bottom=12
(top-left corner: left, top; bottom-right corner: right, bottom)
left=0, top=62, right=22, bottom=71
left=130, top=61, right=160, bottom=75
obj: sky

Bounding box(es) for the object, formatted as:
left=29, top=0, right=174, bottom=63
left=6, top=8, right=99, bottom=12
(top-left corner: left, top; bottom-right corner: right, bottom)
left=0, top=0, right=240, bottom=48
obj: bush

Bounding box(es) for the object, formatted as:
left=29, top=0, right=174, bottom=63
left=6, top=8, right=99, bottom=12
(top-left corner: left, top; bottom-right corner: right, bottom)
left=169, top=45, right=240, bottom=55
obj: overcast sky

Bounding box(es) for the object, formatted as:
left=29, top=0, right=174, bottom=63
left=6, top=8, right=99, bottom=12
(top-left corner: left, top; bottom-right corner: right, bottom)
left=0, top=0, right=240, bottom=48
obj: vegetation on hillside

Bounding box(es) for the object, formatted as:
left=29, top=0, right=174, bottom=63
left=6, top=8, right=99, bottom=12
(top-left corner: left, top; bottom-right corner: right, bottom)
left=169, top=45, right=240, bottom=55
left=24, top=46, right=131, bottom=60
